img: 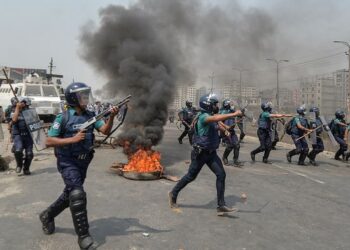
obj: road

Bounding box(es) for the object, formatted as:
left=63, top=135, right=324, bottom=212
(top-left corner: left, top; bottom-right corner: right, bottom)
left=0, top=123, right=350, bottom=250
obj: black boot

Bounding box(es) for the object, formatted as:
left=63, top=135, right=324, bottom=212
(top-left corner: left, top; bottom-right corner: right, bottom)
left=298, top=152, right=308, bottom=166
left=346, top=152, right=350, bottom=161
left=335, top=150, right=342, bottom=161
left=222, top=147, right=231, bottom=166
left=233, top=159, right=243, bottom=168
left=14, top=151, right=23, bottom=173
left=217, top=205, right=238, bottom=216
left=23, top=154, right=33, bottom=175
left=39, top=196, right=70, bottom=235
left=69, top=189, right=95, bottom=250
left=250, top=152, right=255, bottom=162
left=287, top=149, right=297, bottom=163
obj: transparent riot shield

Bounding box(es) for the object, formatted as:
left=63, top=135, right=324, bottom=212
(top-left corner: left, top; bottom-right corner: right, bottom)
left=270, top=120, right=276, bottom=142
left=308, top=112, right=317, bottom=145
left=320, top=116, right=337, bottom=146
left=21, top=108, right=47, bottom=151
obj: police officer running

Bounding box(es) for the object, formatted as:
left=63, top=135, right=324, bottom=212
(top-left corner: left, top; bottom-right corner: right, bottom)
left=286, top=106, right=312, bottom=166
left=39, top=82, right=118, bottom=250
left=251, top=102, right=292, bottom=164
left=331, top=110, right=348, bottom=161
left=169, top=94, right=242, bottom=216
left=307, top=107, right=324, bottom=166
left=11, top=97, right=34, bottom=175
left=220, top=99, right=243, bottom=167
left=178, top=100, right=196, bottom=145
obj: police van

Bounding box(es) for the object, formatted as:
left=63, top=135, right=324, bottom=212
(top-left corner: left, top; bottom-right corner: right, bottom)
left=0, top=73, right=62, bottom=122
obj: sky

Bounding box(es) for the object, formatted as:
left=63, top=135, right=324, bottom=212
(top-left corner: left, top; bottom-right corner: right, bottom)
left=1, top=0, right=350, bottom=90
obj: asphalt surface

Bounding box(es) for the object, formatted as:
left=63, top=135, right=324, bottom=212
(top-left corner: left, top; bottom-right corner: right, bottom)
left=0, top=123, right=350, bottom=250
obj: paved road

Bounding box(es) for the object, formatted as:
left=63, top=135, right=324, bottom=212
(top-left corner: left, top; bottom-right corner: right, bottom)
left=0, top=123, right=350, bottom=250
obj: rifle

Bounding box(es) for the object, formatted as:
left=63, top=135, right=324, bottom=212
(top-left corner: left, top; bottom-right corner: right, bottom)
left=79, top=95, right=131, bottom=131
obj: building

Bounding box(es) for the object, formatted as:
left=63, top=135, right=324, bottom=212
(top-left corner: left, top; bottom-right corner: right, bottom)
left=300, top=74, right=346, bottom=120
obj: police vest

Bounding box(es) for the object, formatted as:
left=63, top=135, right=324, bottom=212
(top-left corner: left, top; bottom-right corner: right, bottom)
left=310, top=117, right=323, bottom=135
left=291, top=115, right=308, bottom=136
left=55, top=110, right=95, bottom=157
left=220, top=108, right=236, bottom=128
left=12, top=114, right=29, bottom=136
left=258, top=112, right=271, bottom=129
left=182, top=107, right=195, bottom=122
left=192, top=113, right=220, bottom=151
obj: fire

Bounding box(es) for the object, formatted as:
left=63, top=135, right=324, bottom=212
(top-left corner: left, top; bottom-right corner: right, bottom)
left=123, top=148, right=163, bottom=173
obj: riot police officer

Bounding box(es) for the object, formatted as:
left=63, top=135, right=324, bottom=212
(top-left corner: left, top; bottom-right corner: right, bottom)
left=250, top=102, right=291, bottom=163
left=169, top=94, right=242, bottom=216
left=220, top=99, right=243, bottom=167
left=178, top=100, right=196, bottom=144
left=286, top=106, right=312, bottom=166
left=251, top=102, right=292, bottom=164
left=39, top=82, right=118, bottom=250
left=332, top=110, right=348, bottom=161
left=236, top=114, right=245, bottom=143
left=307, top=107, right=324, bottom=166
left=11, top=97, right=34, bottom=175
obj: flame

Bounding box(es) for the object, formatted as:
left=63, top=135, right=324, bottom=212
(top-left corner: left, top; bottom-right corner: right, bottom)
left=123, top=148, right=163, bottom=173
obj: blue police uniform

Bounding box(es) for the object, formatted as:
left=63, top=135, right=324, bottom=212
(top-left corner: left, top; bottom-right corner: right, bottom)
left=251, top=111, right=273, bottom=162
left=333, top=118, right=347, bottom=160
left=220, top=108, right=240, bottom=165
left=11, top=109, right=34, bottom=174
left=287, top=115, right=309, bottom=164
left=308, top=117, right=324, bottom=162
left=178, top=106, right=196, bottom=144
left=47, top=108, right=104, bottom=209
left=171, top=111, right=227, bottom=207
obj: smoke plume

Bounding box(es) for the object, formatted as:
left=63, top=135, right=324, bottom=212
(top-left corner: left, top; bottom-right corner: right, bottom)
left=80, top=0, right=277, bottom=151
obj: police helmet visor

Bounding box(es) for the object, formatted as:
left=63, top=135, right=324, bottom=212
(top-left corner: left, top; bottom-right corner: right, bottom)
left=74, top=88, right=94, bottom=107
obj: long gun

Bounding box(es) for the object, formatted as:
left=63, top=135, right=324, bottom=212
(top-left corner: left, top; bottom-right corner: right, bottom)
left=79, top=95, right=131, bottom=130
left=2, top=68, right=18, bottom=102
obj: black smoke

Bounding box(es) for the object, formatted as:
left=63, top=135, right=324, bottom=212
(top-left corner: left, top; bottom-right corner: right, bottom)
left=80, top=0, right=277, bottom=152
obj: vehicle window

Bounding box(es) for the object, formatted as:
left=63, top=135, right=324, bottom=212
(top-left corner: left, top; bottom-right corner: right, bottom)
left=25, top=85, right=41, bottom=96
left=42, top=86, right=58, bottom=97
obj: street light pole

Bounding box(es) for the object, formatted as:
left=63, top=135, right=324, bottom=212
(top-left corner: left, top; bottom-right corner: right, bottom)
left=334, top=41, right=350, bottom=117
left=266, top=58, right=289, bottom=111
left=209, top=72, right=215, bottom=94
left=232, top=68, right=248, bottom=105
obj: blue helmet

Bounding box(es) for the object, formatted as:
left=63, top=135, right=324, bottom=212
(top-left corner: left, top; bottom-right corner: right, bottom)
left=185, top=100, right=192, bottom=108
left=222, top=99, right=231, bottom=109
left=261, top=102, right=272, bottom=112
left=19, top=97, right=31, bottom=106
left=309, top=107, right=320, bottom=117
left=10, top=97, right=17, bottom=106
left=199, top=94, right=219, bottom=113
left=297, top=106, right=306, bottom=115
left=65, top=82, right=91, bottom=107
left=335, top=110, right=345, bottom=119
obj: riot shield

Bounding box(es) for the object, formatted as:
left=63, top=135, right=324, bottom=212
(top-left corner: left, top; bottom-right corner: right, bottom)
left=21, top=108, right=47, bottom=151
left=320, top=116, right=337, bottom=146
left=270, top=120, right=276, bottom=142
left=0, top=123, right=4, bottom=141
left=308, top=112, right=317, bottom=145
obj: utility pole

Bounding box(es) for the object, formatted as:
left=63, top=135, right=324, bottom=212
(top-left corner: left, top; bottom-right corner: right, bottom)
left=232, top=68, right=248, bottom=105
left=266, top=58, right=289, bottom=111
left=334, top=41, right=350, bottom=118
left=208, top=72, right=215, bottom=94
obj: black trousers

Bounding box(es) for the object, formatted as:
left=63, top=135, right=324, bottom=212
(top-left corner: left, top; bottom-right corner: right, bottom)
left=172, top=150, right=226, bottom=207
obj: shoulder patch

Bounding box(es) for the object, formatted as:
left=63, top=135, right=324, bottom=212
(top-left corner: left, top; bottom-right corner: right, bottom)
left=52, top=122, right=61, bottom=130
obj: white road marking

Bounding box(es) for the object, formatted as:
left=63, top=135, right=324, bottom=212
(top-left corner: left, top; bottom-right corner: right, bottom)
left=272, top=163, right=325, bottom=184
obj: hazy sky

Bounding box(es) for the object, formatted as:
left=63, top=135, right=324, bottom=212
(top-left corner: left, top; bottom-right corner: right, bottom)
left=1, top=0, right=350, bottom=89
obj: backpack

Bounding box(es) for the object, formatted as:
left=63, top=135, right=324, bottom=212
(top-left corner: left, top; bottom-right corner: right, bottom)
left=285, top=118, right=294, bottom=135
